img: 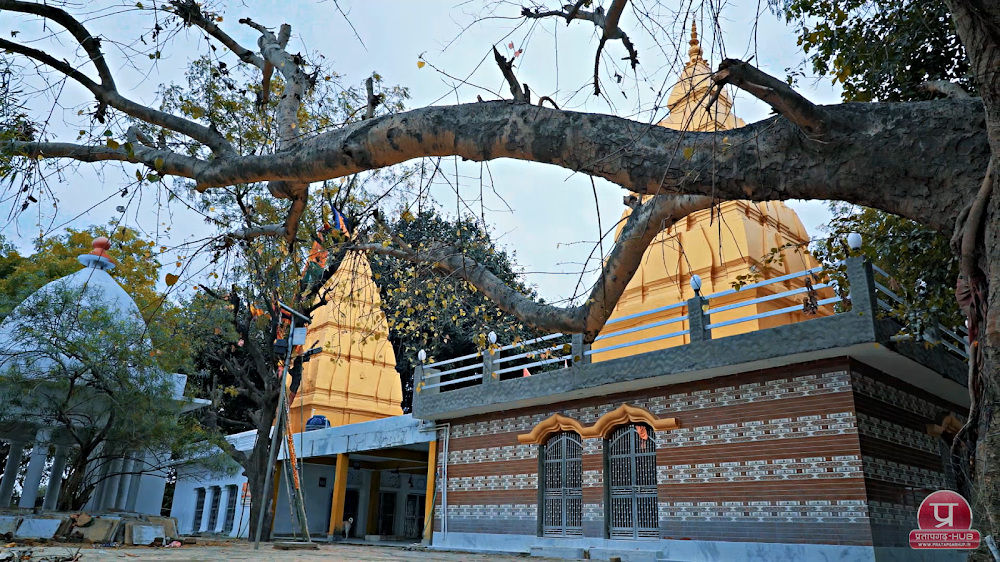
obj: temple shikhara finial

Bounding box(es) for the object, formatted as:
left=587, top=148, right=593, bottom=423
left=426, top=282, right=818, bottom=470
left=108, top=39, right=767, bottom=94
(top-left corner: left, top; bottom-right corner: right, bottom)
left=688, top=20, right=703, bottom=63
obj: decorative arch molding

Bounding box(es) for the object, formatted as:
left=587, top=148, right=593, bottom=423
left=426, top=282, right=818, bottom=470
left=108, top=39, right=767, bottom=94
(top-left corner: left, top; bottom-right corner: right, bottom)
left=517, top=404, right=680, bottom=444
left=516, top=414, right=585, bottom=445
left=588, top=403, right=679, bottom=438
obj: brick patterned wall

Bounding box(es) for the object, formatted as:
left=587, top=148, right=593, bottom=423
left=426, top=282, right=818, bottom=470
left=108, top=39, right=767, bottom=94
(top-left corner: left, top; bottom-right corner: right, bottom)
left=850, top=360, right=966, bottom=548
left=432, top=358, right=881, bottom=545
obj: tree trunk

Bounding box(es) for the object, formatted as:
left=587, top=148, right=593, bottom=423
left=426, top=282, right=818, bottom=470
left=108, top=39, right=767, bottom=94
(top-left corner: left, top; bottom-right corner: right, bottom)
left=945, top=3, right=1000, bottom=559
left=244, top=406, right=277, bottom=542
left=59, top=444, right=98, bottom=511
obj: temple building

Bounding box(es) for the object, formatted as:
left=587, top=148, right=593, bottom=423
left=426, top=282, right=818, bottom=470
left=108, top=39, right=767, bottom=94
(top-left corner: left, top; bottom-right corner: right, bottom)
left=592, top=22, right=832, bottom=361
left=287, top=251, right=403, bottom=432
left=410, top=24, right=970, bottom=562
left=170, top=251, right=433, bottom=542
left=0, top=238, right=204, bottom=518
left=168, top=24, right=969, bottom=562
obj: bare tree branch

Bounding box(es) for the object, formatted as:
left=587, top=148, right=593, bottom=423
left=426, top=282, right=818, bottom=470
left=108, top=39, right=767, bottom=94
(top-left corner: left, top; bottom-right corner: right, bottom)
left=169, top=0, right=265, bottom=69
left=493, top=46, right=528, bottom=103
left=522, top=0, right=637, bottom=95
left=0, top=2, right=236, bottom=156
left=357, top=194, right=712, bottom=340
left=712, top=58, right=832, bottom=138
left=4, top=139, right=206, bottom=178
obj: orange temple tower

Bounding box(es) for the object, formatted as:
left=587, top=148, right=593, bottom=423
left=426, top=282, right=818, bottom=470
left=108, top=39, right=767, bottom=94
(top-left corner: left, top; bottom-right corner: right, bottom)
left=591, top=23, right=831, bottom=361
left=287, top=251, right=403, bottom=432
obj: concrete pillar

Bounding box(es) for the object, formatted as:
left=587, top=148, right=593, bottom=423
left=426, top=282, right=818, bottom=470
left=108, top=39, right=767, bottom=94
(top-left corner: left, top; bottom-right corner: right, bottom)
left=114, top=456, right=133, bottom=510
left=215, top=486, right=230, bottom=533
left=423, top=440, right=437, bottom=544
left=366, top=470, right=381, bottom=537
left=845, top=256, right=877, bottom=315
left=42, top=445, right=69, bottom=510
left=571, top=333, right=591, bottom=366
left=327, top=453, right=349, bottom=537
left=100, top=456, right=124, bottom=511
left=200, top=487, right=214, bottom=532
left=124, top=454, right=145, bottom=512
left=0, top=441, right=25, bottom=507
left=686, top=296, right=712, bottom=342
left=89, top=449, right=111, bottom=511
left=482, top=350, right=496, bottom=386
left=19, top=430, right=51, bottom=508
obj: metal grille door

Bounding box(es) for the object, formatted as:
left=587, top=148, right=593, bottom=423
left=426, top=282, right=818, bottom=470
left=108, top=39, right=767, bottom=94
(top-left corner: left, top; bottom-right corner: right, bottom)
left=607, top=424, right=659, bottom=539
left=543, top=432, right=583, bottom=537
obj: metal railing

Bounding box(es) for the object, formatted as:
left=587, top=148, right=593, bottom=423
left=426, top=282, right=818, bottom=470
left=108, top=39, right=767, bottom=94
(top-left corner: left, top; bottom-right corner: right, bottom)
left=871, top=264, right=968, bottom=360
left=415, top=258, right=968, bottom=394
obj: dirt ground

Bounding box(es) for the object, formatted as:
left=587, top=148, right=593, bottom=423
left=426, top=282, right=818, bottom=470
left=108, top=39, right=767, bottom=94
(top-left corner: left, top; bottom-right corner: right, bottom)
left=0, top=542, right=543, bottom=561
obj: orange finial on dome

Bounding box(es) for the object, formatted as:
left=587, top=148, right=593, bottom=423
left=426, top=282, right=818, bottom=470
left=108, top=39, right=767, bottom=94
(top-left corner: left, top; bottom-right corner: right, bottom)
left=689, top=21, right=703, bottom=63
left=78, top=236, right=118, bottom=270
left=90, top=237, right=118, bottom=265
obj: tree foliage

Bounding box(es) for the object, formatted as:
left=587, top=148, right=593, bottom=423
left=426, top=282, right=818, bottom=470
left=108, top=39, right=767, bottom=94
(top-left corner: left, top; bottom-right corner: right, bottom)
left=371, top=210, right=538, bottom=411
left=778, top=0, right=970, bottom=102
left=811, top=204, right=964, bottom=334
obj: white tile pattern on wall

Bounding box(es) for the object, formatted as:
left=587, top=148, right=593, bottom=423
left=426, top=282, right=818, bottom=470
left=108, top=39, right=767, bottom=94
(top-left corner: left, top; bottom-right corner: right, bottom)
left=657, top=412, right=857, bottom=447
left=856, top=413, right=941, bottom=454
left=862, top=456, right=947, bottom=490
left=447, top=371, right=852, bottom=440
left=851, top=371, right=965, bottom=422
left=433, top=501, right=871, bottom=524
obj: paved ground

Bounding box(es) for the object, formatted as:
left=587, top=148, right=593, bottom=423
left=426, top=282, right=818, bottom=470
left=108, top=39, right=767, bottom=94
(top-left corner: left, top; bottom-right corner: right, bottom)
left=1, top=542, right=542, bottom=561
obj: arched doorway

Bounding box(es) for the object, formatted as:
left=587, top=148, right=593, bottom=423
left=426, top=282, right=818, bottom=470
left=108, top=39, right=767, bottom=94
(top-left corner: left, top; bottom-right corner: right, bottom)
left=606, top=423, right=658, bottom=539
left=542, top=431, right=583, bottom=537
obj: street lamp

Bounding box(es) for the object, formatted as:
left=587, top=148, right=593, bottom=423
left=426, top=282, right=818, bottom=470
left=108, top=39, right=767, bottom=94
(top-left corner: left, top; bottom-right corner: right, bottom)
left=847, top=232, right=863, bottom=250
left=417, top=349, right=427, bottom=363
left=690, top=274, right=703, bottom=297
left=488, top=331, right=497, bottom=345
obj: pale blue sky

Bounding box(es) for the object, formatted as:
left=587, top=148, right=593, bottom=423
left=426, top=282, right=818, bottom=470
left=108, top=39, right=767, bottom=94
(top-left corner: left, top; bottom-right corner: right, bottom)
left=1, top=0, right=840, bottom=303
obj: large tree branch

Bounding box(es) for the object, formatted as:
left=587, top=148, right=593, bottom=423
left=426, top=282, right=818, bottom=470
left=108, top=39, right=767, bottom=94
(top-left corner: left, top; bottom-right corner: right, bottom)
left=0, top=0, right=116, bottom=89
left=1, top=2, right=236, bottom=157
left=712, top=59, right=832, bottom=138
left=358, top=194, right=711, bottom=340
left=188, top=94, right=986, bottom=233
left=4, top=139, right=207, bottom=178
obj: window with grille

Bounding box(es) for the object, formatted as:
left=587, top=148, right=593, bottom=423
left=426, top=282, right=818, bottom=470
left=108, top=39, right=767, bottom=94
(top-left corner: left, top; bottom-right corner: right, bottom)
left=193, top=488, right=206, bottom=533
left=606, top=424, right=659, bottom=540
left=207, top=486, right=221, bottom=531
left=541, top=431, right=583, bottom=537
left=222, top=485, right=238, bottom=534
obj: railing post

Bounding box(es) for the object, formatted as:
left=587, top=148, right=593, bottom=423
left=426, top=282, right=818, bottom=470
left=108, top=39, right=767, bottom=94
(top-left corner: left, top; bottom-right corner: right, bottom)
left=414, top=365, right=440, bottom=396
left=845, top=256, right=877, bottom=315
left=686, top=296, right=712, bottom=342
left=483, top=349, right=497, bottom=386
left=572, top=333, right=591, bottom=366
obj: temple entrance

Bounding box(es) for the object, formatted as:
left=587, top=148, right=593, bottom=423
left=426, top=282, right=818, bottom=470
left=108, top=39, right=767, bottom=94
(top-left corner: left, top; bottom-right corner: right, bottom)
left=542, top=432, right=583, bottom=537
left=343, top=489, right=360, bottom=537
left=607, top=424, right=659, bottom=540
left=403, top=494, right=425, bottom=538
left=378, top=491, right=397, bottom=535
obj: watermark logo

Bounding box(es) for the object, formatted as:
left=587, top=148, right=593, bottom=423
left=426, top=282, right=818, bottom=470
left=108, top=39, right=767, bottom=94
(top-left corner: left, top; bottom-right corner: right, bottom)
left=909, top=490, right=980, bottom=550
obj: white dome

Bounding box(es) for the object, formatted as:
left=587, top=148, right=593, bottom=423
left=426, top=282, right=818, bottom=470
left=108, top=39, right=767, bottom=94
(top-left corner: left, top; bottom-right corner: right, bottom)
left=0, top=242, right=145, bottom=379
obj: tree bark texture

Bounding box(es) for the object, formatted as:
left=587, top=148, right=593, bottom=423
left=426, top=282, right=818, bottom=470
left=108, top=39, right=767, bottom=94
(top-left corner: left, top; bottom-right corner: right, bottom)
left=187, top=99, right=987, bottom=233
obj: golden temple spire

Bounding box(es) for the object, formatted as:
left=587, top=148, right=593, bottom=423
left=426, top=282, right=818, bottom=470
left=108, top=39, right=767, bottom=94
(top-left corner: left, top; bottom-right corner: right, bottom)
left=688, top=21, right=703, bottom=64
